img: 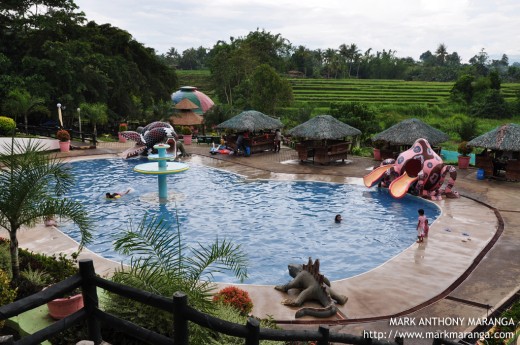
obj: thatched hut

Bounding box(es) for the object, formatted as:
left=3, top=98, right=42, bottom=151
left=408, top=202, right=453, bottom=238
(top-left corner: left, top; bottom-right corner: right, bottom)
left=287, top=115, right=361, bottom=164
left=468, top=123, right=520, bottom=180
left=170, top=99, right=204, bottom=126
left=371, top=118, right=449, bottom=160
left=216, top=110, right=283, bottom=154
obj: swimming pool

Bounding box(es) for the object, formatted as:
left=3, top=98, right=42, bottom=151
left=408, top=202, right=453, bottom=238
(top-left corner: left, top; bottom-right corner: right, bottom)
left=61, top=158, right=440, bottom=285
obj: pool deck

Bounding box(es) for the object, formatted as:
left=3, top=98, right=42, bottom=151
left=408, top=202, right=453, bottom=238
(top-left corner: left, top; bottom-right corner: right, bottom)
left=6, top=141, right=520, bottom=343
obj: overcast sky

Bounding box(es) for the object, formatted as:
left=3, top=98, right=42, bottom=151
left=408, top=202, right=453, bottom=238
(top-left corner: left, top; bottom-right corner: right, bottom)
left=74, top=0, right=520, bottom=63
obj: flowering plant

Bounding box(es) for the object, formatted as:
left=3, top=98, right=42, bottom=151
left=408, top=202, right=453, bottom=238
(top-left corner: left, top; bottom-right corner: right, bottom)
left=212, top=286, right=253, bottom=315
left=56, top=129, right=70, bottom=142
left=118, top=123, right=128, bottom=132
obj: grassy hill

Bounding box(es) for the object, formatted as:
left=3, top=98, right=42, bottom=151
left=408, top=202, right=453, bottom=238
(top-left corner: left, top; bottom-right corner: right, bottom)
left=174, top=70, right=520, bottom=108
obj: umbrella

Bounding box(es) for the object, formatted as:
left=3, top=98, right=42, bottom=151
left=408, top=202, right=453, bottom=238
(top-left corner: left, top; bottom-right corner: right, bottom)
left=287, top=115, right=361, bottom=139
left=371, top=118, right=449, bottom=146
left=468, top=123, right=520, bottom=151
left=171, top=86, right=214, bottom=115
left=216, top=110, right=283, bottom=132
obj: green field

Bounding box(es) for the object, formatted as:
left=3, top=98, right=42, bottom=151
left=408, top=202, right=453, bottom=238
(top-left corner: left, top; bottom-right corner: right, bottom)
left=175, top=70, right=520, bottom=107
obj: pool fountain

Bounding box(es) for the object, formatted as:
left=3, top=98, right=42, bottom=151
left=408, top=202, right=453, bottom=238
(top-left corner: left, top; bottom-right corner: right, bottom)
left=133, top=143, right=189, bottom=203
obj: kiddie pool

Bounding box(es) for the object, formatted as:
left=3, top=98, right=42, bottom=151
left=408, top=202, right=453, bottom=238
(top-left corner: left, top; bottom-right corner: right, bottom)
left=60, top=158, right=440, bottom=285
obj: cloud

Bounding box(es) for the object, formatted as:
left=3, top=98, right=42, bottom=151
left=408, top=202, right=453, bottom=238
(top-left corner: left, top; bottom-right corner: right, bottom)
left=75, top=0, right=520, bottom=62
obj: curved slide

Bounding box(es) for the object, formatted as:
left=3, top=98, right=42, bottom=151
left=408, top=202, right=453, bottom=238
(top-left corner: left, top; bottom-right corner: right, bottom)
left=389, top=172, right=418, bottom=199
left=363, top=164, right=395, bottom=188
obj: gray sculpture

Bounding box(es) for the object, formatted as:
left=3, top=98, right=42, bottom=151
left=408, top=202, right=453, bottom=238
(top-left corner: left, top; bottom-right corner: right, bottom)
left=274, top=257, right=348, bottom=318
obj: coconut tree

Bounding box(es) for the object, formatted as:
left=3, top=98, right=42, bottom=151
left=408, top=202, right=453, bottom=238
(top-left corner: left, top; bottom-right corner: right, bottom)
left=78, top=102, right=108, bottom=136
left=2, top=88, right=44, bottom=134
left=0, top=140, right=92, bottom=281
left=106, top=214, right=248, bottom=341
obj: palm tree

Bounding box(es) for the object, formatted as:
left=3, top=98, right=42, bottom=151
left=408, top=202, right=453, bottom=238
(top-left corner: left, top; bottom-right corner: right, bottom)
left=435, top=43, right=448, bottom=65
left=2, top=89, right=44, bottom=134
left=0, top=140, right=92, bottom=281
left=107, top=215, right=248, bottom=341
left=79, top=102, right=108, bottom=136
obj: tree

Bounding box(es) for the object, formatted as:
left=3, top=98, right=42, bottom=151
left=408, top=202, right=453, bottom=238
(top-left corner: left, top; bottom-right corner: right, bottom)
left=435, top=43, right=448, bottom=65
left=79, top=102, right=108, bottom=135
left=329, top=102, right=379, bottom=144
left=106, top=215, right=247, bottom=342
left=2, top=89, right=44, bottom=133
left=0, top=140, right=92, bottom=281
left=250, top=64, right=293, bottom=115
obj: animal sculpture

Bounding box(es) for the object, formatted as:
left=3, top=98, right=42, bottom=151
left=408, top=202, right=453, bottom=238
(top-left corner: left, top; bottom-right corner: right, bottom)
left=119, top=121, right=189, bottom=158
left=363, top=138, right=459, bottom=200
left=274, top=258, right=348, bottom=318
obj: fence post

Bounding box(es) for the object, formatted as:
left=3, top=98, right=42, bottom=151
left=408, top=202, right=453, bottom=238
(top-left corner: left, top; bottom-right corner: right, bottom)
left=79, top=259, right=102, bottom=344
left=245, top=317, right=260, bottom=345
left=317, top=325, right=329, bottom=345
left=173, top=292, right=189, bottom=345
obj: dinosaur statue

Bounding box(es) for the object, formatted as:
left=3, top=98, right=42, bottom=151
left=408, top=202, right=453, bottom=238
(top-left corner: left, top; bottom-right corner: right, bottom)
left=119, top=121, right=190, bottom=159
left=274, top=257, right=348, bottom=318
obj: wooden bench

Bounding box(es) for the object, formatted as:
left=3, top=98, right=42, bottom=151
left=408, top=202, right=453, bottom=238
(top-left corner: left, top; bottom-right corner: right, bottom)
left=506, top=160, right=520, bottom=181
left=314, top=142, right=350, bottom=165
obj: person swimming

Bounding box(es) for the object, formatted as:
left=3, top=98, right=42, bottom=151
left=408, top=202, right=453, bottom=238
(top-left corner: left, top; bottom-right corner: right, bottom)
left=335, top=214, right=342, bottom=223
left=105, top=189, right=131, bottom=199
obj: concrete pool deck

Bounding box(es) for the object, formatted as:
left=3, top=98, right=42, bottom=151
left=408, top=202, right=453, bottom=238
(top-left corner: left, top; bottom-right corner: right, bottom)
left=5, top=141, right=520, bottom=342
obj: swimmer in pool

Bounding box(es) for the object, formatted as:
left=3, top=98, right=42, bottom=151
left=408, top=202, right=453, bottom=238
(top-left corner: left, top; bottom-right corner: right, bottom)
left=106, top=189, right=131, bottom=199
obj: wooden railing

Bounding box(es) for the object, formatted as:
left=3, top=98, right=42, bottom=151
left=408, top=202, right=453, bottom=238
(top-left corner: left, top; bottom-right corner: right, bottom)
left=16, top=125, right=97, bottom=147
left=0, top=259, right=461, bottom=345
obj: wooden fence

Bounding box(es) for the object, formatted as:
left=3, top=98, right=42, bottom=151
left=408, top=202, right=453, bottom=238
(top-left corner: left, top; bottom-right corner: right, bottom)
left=16, top=125, right=97, bottom=147
left=0, top=259, right=462, bottom=345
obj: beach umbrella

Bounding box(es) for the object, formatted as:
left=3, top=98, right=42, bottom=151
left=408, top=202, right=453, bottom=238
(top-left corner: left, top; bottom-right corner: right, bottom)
left=287, top=115, right=361, bottom=139
left=216, top=110, right=283, bottom=132
left=371, top=118, right=449, bottom=146
left=171, top=86, right=214, bottom=115
left=468, top=123, right=520, bottom=151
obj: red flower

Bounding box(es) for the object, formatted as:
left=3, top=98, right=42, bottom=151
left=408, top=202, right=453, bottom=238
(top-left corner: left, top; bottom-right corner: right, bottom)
left=213, top=286, right=253, bottom=315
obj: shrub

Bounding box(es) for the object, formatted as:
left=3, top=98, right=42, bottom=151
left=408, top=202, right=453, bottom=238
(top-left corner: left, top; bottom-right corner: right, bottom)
left=118, top=123, right=128, bottom=132
left=56, top=129, right=70, bottom=142
left=0, top=116, right=16, bottom=136
left=213, top=286, right=253, bottom=315
left=457, top=141, right=473, bottom=156
left=0, top=268, right=17, bottom=329
left=180, top=126, right=192, bottom=135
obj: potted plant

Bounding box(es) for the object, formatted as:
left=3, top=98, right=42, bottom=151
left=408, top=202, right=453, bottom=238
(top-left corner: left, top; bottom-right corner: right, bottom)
left=46, top=288, right=84, bottom=320
left=457, top=141, right=473, bottom=169
left=181, top=126, right=193, bottom=145
left=56, top=129, right=71, bottom=152
left=118, top=123, right=128, bottom=143
left=213, top=286, right=253, bottom=316
left=372, top=140, right=385, bottom=161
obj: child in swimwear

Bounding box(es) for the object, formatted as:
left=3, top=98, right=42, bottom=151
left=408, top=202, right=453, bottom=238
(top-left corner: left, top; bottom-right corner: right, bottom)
left=416, top=208, right=427, bottom=242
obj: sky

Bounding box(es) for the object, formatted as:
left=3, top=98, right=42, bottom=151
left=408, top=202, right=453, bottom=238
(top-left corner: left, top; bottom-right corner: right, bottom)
left=74, top=0, right=520, bottom=63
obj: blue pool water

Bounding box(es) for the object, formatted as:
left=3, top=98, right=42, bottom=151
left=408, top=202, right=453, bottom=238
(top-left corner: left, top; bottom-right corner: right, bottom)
left=61, top=158, right=440, bottom=285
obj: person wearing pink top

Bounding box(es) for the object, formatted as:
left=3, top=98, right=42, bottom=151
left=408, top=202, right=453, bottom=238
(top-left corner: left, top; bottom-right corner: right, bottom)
left=416, top=208, right=428, bottom=243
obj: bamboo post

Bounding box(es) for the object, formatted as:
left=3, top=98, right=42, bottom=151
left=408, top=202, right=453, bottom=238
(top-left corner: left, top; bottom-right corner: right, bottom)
left=173, top=292, right=189, bottom=345
left=79, top=259, right=102, bottom=344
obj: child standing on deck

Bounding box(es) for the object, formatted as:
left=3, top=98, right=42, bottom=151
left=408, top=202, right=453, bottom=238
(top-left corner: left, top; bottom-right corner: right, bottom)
left=416, top=209, right=428, bottom=242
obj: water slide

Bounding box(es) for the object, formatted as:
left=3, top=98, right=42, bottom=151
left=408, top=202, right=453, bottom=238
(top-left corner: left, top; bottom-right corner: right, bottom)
left=363, top=164, right=395, bottom=188
left=389, top=172, right=418, bottom=199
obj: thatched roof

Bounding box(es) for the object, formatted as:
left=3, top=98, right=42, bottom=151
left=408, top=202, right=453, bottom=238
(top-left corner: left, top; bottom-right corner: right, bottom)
left=170, top=111, right=204, bottom=126
left=468, top=123, right=520, bottom=151
left=287, top=115, right=361, bottom=139
left=216, top=110, right=282, bottom=131
left=174, top=98, right=199, bottom=110
left=372, top=118, right=449, bottom=145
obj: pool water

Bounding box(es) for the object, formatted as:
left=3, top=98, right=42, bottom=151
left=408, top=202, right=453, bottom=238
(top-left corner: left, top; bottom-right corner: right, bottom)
left=61, top=158, right=440, bottom=285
